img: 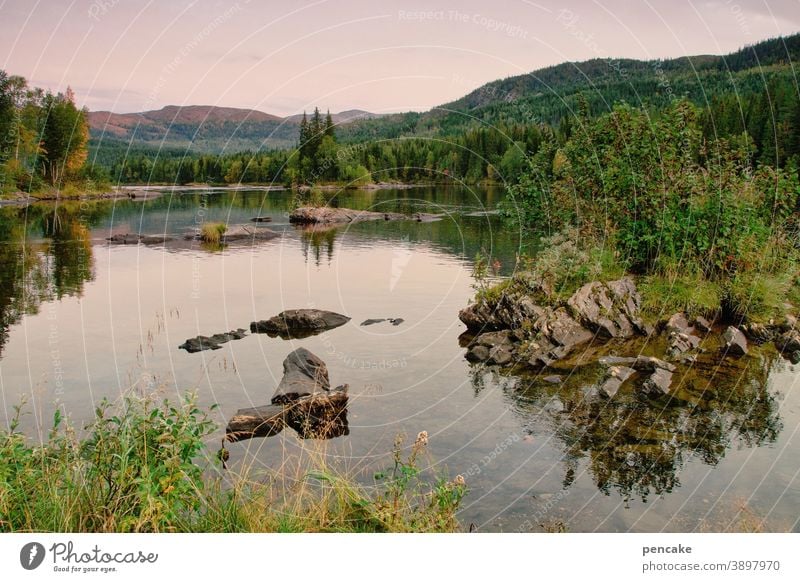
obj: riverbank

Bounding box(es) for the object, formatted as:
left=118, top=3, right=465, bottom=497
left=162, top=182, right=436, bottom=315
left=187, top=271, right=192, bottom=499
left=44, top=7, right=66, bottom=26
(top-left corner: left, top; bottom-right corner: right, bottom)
left=0, top=393, right=465, bottom=533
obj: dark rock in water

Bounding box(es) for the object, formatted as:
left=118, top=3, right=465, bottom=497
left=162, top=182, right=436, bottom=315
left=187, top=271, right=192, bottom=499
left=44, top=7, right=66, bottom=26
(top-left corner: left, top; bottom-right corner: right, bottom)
left=284, top=385, right=349, bottom=439
left=290, top=206, right=406, bottom=224
left=226, top=404, right=285, bottom=441
left=251, top=309, right=350, bottom=339
left=487, top=345, right=513, bottom=366
left=185, top=224, right=279, bottom=243
left=722, top=326, right=748, bottom=356
left=250, top=216, right=273, bottom=222
left=272, top=347, right=331, bottom=404
left=360, top=317, right=404, bottom=326
left=472, top=330, right=513, bottom=348
left=543, top=375, right=563, bottom=384
left=179, top=328, right=247, bottom=353
left=776, top=329, right=800, bottom=363
left=640, top=367, right=674, bottom=398
left=107, top=233, right=174, bottom=245
left=465, top=345, right=490, bottom=362
left=412, top=212, right=445, bottom=223
left=693, top=316, right=713, bottom=333
left=598, top=355, right=676, bottom=373
left=598, top=366, right=636, bottom=398
left=226, top=349, right=348, bottom=441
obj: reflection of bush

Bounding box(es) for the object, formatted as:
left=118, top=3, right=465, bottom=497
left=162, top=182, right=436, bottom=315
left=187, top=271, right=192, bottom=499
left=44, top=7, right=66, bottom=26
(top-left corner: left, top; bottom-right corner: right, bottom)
left=486, top=346, right=782, bottom=503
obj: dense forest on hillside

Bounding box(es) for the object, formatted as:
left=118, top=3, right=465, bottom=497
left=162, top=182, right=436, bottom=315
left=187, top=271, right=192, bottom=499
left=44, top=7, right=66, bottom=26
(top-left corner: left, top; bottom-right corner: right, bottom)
left=88, top=34, right=800, bottom=187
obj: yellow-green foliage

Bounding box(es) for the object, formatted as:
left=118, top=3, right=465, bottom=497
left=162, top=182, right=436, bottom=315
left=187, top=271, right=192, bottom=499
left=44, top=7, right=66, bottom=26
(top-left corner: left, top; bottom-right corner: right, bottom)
left=200, top=222, right=227, bottom=244
left=0, top=395, right=465, bottom=533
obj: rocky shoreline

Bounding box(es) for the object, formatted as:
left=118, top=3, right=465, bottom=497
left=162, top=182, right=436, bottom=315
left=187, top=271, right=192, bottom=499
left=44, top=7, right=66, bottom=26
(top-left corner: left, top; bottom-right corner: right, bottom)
left=459, top=277, right=799, bottom=398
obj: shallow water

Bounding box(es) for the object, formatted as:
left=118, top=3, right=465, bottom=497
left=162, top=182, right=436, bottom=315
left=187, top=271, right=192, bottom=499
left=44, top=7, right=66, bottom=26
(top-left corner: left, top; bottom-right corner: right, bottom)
left=0, top=185, right=798, bottom=532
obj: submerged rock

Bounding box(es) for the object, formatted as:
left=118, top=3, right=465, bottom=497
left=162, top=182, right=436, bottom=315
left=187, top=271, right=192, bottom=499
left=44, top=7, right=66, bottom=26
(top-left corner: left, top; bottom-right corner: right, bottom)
left=360, top=317, right=405, bottom=326
left=722, top=326, right=748, bottom=356
left=251, top=309, right=350, bottom=339
left=598, top=366, right=636, bottom=398
left=640, top=367, right=674, bottom=398
left=290, top=206, right=406, bottom=224
left=107, top=233, right=175, bottom=245
left=179, top=328, right=247, bottom=353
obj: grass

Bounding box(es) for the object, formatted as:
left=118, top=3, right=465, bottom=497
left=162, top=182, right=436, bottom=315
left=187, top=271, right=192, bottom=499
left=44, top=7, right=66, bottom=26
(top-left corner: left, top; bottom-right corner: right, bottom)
left=0, top=394, right=466, bottom=533
left=200, top=222, right=227, bottom=244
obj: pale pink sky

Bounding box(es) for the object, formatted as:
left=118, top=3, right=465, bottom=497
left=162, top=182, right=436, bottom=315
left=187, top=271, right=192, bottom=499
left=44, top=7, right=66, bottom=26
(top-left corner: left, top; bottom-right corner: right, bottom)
left=1, top=0, right=798, bottom=116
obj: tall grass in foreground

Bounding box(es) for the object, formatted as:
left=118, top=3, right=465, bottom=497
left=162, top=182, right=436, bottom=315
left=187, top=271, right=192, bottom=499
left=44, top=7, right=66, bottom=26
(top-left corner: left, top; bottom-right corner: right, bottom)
left=0, top=394, right=465, bottom=533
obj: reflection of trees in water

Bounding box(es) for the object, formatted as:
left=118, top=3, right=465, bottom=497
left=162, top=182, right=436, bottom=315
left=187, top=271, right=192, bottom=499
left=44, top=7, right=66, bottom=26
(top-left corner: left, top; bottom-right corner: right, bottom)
left=0, top=205, right=97, bottom=354
left=470, top=350, right=782, bottom=503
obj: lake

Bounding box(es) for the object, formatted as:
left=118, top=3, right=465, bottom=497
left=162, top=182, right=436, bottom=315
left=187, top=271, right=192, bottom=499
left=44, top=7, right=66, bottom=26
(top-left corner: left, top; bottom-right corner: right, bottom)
left=0, top=185, right=798, bottom=532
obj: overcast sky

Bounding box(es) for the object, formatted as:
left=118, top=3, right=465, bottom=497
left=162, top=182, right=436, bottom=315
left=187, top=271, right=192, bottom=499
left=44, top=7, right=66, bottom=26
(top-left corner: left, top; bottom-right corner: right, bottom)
left=1, top=0, right=798, bottom=116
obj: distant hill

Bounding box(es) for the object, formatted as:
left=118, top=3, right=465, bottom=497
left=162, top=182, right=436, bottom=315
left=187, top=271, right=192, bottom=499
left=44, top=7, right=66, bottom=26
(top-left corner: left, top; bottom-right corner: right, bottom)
left=89, top=32, right=800, bottom=155
left=89, top=105, right=383, bottom=152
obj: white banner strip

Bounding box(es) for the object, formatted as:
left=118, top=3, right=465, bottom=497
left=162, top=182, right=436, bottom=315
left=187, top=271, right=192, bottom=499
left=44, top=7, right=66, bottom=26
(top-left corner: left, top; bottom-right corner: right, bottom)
left=1, top=533, right=797, bottom=581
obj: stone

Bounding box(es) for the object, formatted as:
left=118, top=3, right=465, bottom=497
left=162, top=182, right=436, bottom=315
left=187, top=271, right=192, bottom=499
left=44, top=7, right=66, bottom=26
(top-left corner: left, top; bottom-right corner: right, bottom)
left=179, top=328, right=247, bottom=353
left=360, top=318, right=387, bottom=326
left=107, top=233, right=174, bottom=245
left=722, top=326, right=748, bottom=356
left=465, top=345, right=490, bottom=362
left=487, top=345, right=513, bottom=366
left=566, top=277, right=644, bottom=339
left=666, top=312, right=692, bottom=334
left=271, top=348, right=331, bottom=404
left=250, top=216, right=273, bottom=222
left=742, top=323, right=776, bottom=344
left=693, top=316, right=712, bottom=333
left=598, top=366, right=636, bottom=398
left=668, top=331, right=701, bottom=357
left=640, top=367, right=674, bottom=398
left=543, top=375, right=563, bottom=384
left=251, top=309, right=350, bottom=339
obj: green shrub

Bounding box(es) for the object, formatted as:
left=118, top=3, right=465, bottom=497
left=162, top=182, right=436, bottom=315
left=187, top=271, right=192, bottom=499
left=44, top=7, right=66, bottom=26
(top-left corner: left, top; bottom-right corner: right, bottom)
left=200, top=222, right=227, bottom=244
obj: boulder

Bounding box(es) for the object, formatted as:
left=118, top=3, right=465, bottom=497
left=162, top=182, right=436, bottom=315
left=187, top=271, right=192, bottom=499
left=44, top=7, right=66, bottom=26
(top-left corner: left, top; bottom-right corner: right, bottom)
left=251, top=309, right=350, bottom=339
left=666, top=312, right=693, bottom=335
left=639, top=367, right=674, bottom=398
left=272, top=348, right=331, bottom=404
left=566, top=277, right=647, bottom=339
left=668, top=331, right=701, bottom=357
left=487, top=345, right=514, bottom=366
left=458, top=293, right=545, bottom=332
left=107, top=233, right=174, bottom=245
left=538, top=308, right=594, bottom=348
left=722, top=326, right=748, bottom=356
left=227, top=349, right=349, bottom=441
left=598, top=366, right=636, bottom=398
left=465, top=345, right=490, bottom=362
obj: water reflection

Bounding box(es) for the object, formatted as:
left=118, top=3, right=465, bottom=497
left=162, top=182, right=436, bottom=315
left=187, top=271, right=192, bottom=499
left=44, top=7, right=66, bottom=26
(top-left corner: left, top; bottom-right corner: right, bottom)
left=0, top=204, right=97, bottom=354
left=472, top=348, right=782, bottom=504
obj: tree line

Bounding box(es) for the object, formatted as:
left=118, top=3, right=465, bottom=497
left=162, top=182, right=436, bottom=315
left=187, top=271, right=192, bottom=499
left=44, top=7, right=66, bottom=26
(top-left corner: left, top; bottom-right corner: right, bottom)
left=0, top=71, right=93, bottom=194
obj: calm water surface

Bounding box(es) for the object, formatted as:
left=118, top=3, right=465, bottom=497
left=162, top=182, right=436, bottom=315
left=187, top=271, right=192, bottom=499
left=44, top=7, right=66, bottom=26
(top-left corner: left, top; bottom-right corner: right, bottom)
left=0, top=185, right=798, bottom=532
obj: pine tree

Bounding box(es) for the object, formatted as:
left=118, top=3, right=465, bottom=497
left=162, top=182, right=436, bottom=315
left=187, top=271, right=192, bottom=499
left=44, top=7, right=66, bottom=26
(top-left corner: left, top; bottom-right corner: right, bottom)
left=324, top=110, right=335, bottom=139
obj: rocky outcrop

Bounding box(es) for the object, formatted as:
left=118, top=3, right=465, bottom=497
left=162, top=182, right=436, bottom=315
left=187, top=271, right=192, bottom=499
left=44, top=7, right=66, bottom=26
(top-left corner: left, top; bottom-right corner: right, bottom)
left=250, top=309, right=350, bottom=339
left=179, top=329, right=247, bottom=353
left=566, top=278, right=649, bottom=338
left=722, top=326, right=748, bottom=356
left=226, top=348, right=348, bottom=441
